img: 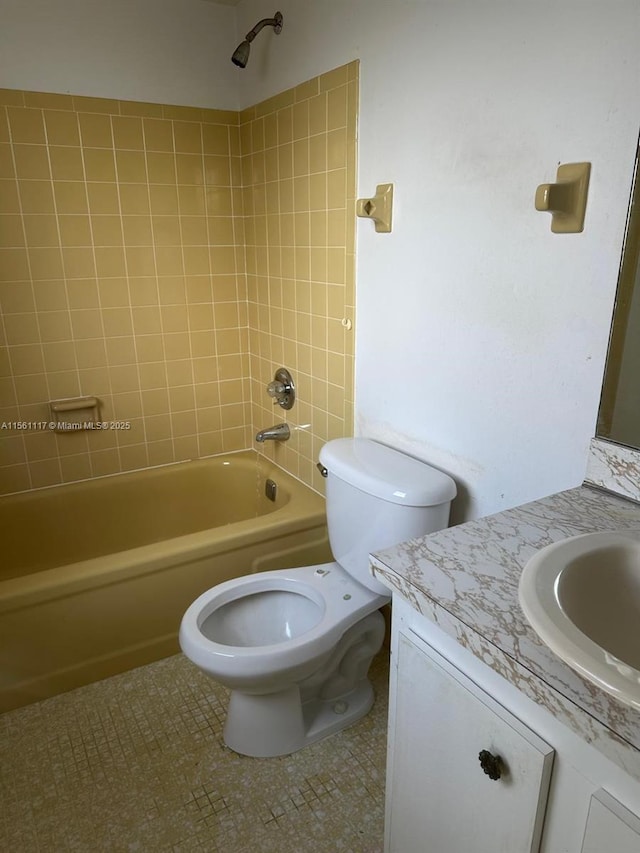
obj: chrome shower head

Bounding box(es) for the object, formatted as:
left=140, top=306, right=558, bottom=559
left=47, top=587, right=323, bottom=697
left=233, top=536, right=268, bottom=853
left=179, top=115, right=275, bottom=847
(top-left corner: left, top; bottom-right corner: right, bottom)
left=231, top=11, right=283, bottom=68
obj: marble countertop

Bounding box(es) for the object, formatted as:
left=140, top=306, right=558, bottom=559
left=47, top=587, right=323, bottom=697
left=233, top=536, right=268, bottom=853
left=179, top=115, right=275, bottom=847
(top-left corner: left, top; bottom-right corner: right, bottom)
left=371, top=483, right=640, bottom=780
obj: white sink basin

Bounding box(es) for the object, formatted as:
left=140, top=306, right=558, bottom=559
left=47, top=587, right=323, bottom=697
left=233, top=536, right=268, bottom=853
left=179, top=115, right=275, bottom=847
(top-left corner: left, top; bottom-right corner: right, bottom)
left=519, top=531, right=640, bottom=710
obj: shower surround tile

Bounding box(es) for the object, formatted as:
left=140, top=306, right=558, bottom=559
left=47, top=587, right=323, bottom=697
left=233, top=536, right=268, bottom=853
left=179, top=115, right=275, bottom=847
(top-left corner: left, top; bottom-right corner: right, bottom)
left=0, top=649, right=387, bottom=852
left=0, top=91, right=248, bottom=495
left=240, top=62, right=359, bottom=495
left=0, top=61, right=358, bottom=498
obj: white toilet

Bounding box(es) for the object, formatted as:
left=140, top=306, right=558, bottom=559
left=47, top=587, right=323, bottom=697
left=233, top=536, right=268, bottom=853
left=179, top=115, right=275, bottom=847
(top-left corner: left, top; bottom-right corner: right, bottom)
left=179, top=438, right=456, bottom=757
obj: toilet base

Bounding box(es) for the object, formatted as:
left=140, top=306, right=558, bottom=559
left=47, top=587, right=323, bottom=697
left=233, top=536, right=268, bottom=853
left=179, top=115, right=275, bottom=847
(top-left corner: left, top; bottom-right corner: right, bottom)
left=223, top=678, right=375, bottom=758
left=303, top=679, right=375, bottom=744
left=224, top=685, right=305, bottom=757
left=222, top=610, right=385, bottom=758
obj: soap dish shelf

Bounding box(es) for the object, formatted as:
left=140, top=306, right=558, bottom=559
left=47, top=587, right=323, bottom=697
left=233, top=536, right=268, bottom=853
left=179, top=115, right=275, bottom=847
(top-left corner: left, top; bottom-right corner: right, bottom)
left=50, top=396, right=101, bottom=432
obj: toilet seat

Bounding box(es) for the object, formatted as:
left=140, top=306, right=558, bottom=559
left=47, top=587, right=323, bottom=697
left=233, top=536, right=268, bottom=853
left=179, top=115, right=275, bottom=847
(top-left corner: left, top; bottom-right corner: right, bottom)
left=179, top=562, right=387, bottom=691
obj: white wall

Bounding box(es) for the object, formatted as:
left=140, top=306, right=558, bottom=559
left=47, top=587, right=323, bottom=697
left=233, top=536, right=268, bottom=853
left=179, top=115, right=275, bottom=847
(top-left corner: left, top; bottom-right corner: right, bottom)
left=0, top=0, right=239, bottom=109
left=236, top=0, right=640, bottom=521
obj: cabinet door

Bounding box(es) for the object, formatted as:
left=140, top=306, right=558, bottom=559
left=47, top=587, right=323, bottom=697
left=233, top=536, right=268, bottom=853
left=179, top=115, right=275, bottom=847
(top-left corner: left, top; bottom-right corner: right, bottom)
left=387, top=630, right=554, bottom=853
left=581, top=789, right=640, bottom=853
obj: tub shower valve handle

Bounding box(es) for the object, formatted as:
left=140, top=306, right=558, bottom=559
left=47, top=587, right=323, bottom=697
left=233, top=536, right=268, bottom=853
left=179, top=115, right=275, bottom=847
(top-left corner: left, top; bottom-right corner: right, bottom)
left=267, top=380, right=288, bottom=405
left=267, top=368, right=295, bottom=410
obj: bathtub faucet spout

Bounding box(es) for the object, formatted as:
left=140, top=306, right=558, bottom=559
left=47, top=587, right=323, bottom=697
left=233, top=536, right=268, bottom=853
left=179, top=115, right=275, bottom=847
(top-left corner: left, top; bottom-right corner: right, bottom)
left=255, top=423, right=290, bottom=442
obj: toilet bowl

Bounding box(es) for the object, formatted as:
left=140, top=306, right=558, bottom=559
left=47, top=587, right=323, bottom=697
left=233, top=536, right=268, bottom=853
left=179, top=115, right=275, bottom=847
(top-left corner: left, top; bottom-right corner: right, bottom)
left=179, top=437, right=457, bottom=758
left=179, top=562, right=388, bottom=757
left=180, top=562, right=387, bottom=690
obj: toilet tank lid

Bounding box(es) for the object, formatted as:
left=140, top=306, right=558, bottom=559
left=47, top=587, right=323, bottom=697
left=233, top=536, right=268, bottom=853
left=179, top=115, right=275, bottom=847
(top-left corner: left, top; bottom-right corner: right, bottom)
left=319, top=438, right=457, bottom=507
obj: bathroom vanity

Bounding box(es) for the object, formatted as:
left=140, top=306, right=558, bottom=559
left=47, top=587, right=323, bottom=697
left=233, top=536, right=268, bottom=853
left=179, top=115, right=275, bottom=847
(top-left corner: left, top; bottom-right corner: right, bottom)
left=372, top=440, right=640, bottom=853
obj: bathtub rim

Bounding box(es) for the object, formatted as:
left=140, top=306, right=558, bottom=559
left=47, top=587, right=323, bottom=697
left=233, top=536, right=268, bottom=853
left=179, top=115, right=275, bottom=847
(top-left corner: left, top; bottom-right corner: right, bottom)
left=0, top=452, right=326, bottom=615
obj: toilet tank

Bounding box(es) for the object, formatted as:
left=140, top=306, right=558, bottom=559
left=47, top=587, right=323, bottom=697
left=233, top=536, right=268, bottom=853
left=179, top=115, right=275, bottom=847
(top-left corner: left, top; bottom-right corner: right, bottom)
left=319, top=438, right=457, bottom=595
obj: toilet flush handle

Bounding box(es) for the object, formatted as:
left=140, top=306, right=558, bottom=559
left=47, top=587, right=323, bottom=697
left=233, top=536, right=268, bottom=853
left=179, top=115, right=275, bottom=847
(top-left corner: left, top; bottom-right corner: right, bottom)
left=316, top=462, right=328, bottom=478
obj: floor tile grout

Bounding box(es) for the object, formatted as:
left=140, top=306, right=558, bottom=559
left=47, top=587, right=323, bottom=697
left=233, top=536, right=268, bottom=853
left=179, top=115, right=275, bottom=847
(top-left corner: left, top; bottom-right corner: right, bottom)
left=1, top=651, right=389, bottom=852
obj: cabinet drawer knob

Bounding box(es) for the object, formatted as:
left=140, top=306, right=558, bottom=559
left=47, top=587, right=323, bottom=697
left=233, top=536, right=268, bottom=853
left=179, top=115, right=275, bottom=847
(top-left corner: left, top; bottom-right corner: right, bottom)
left=478, top=749, right=503, bottom=780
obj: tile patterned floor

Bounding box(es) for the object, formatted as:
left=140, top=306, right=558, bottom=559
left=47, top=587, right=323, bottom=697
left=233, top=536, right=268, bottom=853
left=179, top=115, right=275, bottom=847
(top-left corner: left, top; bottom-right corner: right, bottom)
left=0, top=651, right=389, bottom=852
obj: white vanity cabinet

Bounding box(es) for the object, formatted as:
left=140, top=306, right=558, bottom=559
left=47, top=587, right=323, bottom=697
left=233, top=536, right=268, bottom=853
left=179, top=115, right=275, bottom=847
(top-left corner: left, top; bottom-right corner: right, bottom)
left=387, top=627, right=554, bottom=852
left=384, top=597, right=640, bottom=853
left=581, top=789, right=640, bottom=853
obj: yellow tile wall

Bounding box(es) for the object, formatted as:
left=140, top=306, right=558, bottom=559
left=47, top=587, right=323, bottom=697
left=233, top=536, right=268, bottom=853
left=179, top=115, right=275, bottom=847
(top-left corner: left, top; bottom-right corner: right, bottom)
left=242, top=62, right=358, bottom=493
left=0, top=62, right=357, bottom=495
left=0, top=90, right=247, bottom=494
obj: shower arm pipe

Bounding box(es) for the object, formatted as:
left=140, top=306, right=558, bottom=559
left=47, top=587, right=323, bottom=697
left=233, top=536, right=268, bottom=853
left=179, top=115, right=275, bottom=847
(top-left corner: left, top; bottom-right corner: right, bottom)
left=243, top=12, right=283, bottom=44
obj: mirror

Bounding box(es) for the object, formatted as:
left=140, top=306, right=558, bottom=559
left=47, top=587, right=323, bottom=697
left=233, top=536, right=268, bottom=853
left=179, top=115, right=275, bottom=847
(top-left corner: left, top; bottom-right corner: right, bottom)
left=597, top=138, right=640, bottom=448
